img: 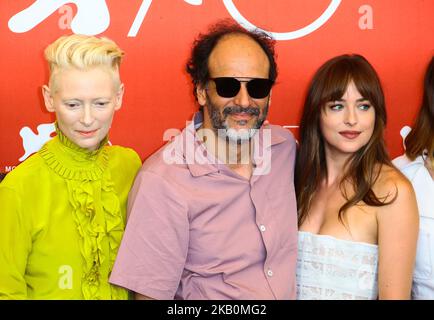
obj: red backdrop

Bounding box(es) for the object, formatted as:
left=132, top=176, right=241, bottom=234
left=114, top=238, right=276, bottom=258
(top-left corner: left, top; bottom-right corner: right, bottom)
left=1, top=0, right=433, bottom=172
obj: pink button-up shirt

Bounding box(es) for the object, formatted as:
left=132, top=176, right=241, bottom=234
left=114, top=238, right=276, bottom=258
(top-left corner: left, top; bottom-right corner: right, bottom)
left=110, top=112, right=298, bottom=299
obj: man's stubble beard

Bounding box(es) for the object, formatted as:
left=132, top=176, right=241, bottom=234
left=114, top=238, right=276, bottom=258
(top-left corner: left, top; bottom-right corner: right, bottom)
left=205, top=94, right=269, bottom=144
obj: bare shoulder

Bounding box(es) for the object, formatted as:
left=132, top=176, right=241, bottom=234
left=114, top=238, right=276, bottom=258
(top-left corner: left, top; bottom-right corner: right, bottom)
left=373, top=164, right=418, bottom=218
left=373, top=164, right=414, bottom=201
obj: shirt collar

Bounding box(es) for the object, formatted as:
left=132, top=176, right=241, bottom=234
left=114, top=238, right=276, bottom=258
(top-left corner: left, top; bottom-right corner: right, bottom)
left=185, top=111, right=288, bottom=177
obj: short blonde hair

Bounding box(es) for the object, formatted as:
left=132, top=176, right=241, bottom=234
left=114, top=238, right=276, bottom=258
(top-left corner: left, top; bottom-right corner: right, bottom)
left=44, top=34, right=124, bottom=90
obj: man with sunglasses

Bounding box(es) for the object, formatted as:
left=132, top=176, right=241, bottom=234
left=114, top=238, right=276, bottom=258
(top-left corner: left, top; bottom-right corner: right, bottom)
left=110, top=20, right=298, bottom=300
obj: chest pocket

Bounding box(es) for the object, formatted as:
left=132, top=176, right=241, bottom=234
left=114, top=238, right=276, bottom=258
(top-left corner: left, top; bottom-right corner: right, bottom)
left=413, top=219, right=434, bottom=280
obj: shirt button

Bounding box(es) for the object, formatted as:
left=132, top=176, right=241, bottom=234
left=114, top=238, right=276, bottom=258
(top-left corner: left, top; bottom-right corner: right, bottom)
left=267, top=269, right=273, bottom=277
left=259, top=225, right=266, bottom=232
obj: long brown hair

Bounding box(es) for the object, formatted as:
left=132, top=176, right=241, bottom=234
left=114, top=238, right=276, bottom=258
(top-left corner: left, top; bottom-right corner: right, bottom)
left=405, top=56, right=434, bottom=161
left=295, top=54, right=394, bottom=227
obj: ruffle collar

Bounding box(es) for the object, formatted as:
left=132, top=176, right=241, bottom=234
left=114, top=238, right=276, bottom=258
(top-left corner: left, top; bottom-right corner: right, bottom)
left=39, top=124, right=109, bottom=181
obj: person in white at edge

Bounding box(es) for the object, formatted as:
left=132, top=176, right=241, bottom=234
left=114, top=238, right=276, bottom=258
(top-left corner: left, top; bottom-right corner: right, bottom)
left=393, top=56, right=434, bottom=299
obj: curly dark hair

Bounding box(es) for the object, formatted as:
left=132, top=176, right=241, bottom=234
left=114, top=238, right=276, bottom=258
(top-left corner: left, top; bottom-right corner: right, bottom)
left=186, top=19, right=277, bottom=101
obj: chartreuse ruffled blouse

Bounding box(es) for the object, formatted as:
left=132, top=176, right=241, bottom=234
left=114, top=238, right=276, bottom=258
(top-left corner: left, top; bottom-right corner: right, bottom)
left=0, top=127, right=141, bottom=299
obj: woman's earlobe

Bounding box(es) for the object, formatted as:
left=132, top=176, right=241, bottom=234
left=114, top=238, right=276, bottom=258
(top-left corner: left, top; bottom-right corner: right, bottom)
left=115, top=83, right=125, bottom=110
left=42, top=85, right=55, bottom=112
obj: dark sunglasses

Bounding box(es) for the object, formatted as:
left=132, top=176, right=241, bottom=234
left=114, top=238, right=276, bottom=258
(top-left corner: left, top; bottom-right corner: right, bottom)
left=209, top=77, right=273, bottom=99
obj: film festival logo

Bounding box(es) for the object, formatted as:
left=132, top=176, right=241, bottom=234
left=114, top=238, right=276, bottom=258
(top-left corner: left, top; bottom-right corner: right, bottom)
left=16, top=122, right=412, bottom=171
left=19, top=123, right=56, bottom=162
left=8, top=0, right=346, bottom=38
left=17, top=122, right=274, bottom=176
left=17, top=123, right=113, bottom=163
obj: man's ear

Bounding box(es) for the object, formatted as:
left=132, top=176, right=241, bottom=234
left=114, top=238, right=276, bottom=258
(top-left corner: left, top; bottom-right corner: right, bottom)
left=196, top=84, right=207, bottom=107
left=115, top=83, right=125, bottom=111
left=42, top=85, right=55, bottom=113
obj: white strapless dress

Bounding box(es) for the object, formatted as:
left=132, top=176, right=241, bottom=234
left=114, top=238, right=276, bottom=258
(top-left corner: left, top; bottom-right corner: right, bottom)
left=296, top=231, right=379, bottom=300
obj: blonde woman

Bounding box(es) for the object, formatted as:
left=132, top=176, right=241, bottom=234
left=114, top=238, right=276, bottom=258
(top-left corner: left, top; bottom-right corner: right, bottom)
left=0, top=34, right=141, bottom=299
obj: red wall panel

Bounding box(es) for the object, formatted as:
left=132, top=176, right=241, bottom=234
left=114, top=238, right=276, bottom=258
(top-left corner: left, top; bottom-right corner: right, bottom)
left=1, top=0, right=433, bottom=172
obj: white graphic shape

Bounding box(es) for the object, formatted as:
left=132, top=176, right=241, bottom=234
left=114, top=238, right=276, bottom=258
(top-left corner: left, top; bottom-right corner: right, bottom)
left=400, top=125, right=412, bottom=150
left=19, top=122, right=56, bottom=162
left=222, top=0, right=342, bottom=40
left=8, top=0, right=110, bottom=36
left=184, top=0, right=202, bottom=5
left=128, top=0, right=153, bottom=37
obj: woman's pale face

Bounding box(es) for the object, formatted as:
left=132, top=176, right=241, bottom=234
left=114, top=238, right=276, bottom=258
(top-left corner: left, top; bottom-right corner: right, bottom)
left=320, top=81, right=376, bottom=158
left=42, top=67, right=124, bottom=151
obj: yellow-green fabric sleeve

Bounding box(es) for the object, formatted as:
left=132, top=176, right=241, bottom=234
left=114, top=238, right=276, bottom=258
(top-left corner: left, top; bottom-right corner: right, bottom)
left=0, top=186, right=31, bottom=299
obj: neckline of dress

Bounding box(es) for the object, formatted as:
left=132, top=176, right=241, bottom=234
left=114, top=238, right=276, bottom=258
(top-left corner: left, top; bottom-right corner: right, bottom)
left=298, top=231, right=378, bottom=249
